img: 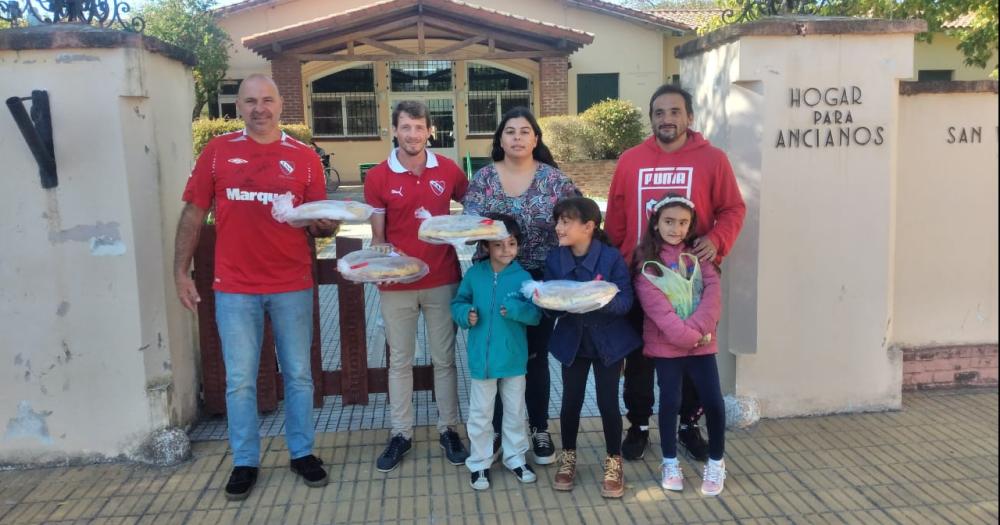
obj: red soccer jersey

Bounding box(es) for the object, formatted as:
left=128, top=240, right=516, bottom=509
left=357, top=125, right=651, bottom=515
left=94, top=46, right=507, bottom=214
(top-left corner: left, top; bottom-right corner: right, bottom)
left=182, top=130, right=326, bottom=294
left=364, top=149, right=469, bottom=291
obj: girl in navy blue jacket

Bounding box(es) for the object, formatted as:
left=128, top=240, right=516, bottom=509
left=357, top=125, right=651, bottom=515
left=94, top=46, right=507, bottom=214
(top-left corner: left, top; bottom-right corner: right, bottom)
left=544, top=197, right=642, bottom=498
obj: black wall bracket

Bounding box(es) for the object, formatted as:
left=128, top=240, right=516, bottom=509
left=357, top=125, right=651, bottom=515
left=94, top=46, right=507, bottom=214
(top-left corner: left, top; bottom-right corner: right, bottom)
left=6, top=90, right=57, bottom=189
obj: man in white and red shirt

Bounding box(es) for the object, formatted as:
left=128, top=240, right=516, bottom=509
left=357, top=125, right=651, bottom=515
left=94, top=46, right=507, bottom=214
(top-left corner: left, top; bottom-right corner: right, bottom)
left=173, top=74, right=336, bottom=500
left=364, top=101, right=470, bottom=473
left=605, top=84, right=746, bottom=463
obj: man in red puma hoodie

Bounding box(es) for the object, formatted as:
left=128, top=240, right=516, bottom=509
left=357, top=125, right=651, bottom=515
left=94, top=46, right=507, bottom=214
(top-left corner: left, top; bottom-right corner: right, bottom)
left=605, top=84, right=745, bottom=462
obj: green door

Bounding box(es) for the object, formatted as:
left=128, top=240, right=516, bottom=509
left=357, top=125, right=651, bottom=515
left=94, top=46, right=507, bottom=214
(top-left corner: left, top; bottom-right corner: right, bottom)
left=577, top=73, right=619, bottom=113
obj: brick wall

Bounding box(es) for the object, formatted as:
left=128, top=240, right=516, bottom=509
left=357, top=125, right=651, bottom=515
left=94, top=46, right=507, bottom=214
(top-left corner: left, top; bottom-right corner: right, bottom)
left=271, top=55, right=305, bottom=124
left=539, top=56, right=568, bottom=117
left=560, top=159, right=616, bottom=198
left=902, top=344, right=998, bottom=391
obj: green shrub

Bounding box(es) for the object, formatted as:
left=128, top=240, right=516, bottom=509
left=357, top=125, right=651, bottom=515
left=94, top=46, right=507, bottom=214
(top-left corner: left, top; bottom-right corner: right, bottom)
left=192, top=118, right=313, bottom=155
left=581, top=99, right=646, bottom=159
left=538, top=115, right=602, bottom=163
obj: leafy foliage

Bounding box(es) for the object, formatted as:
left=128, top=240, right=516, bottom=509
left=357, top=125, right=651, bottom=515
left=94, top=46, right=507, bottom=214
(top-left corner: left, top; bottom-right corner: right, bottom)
left=141, top=0, right=232, bottom=119
left=703, top=0, right=997, bottom=76
left=192, top=118, right=312, bottom=155
left=539, top=115, right=603, bottom=162
left=581, top=99, right=647, bottom=159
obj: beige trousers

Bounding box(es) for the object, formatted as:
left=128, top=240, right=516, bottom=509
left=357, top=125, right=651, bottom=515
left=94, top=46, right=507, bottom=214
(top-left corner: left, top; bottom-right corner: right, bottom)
left=380, top=283, right=460, bottom=439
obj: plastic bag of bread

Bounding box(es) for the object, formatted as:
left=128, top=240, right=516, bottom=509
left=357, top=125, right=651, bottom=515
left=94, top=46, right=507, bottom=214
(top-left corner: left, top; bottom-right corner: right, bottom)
left=336, top=249, right=429, bottom=284
left=416, top=209, right=509, bottom=246
left=272, top=192, right=374, bottom=226
left=521, top=280, right=619, bottom=314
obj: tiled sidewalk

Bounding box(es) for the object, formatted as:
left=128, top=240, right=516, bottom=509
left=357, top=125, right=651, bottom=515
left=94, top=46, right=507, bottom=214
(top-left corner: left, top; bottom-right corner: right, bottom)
left=1, top=389, right=997, bottom=524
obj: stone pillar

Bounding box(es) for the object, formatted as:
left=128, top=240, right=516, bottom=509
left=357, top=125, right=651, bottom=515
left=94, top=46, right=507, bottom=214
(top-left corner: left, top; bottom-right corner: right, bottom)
left=271, top=54, right=305, bottom=123
left=676, top=17, right=926, bottom=417
left=0, top=26, right=198, bottom=465
left=539, top=56, right=569, bottom=116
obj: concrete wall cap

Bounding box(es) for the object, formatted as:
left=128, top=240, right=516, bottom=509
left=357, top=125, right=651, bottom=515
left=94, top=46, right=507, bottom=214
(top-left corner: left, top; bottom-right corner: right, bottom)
left=0, top=25, right=197, bottom=67
left=675, top=16, right=928, bottom=59
left=900, top=80, right=999, bottom=95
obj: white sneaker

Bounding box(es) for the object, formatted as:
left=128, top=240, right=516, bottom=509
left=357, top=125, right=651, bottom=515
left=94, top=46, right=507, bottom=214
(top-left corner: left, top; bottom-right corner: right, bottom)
left=470, top=469, right=490, bottom=490
left=509, top=464, right=537, bottom=483
left=701, top=459, right=726, bottom=496
left=661, top=460, right=683, bottom=491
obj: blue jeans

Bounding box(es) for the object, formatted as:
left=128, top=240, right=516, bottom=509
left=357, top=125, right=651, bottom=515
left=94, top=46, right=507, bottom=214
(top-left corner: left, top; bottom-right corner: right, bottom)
left=215, top=289, right=315, bottom=467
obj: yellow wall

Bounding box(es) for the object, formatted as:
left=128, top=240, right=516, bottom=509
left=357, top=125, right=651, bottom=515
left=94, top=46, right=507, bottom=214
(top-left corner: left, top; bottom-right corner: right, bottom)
left=914, top=33, right=997, bottom=80
left=895, top=91, right=999, bottom=346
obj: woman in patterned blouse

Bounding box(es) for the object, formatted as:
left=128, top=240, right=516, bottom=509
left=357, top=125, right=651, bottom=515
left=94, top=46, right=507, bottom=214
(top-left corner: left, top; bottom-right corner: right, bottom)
left=462, top=106, right=580, bottom=466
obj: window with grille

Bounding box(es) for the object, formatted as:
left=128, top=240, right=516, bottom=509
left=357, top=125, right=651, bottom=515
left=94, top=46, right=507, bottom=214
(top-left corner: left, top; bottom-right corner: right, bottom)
left=216, top=79, right=242, bottom=119
left=467, top=63, right=531, bottom=135
left=390, top=60, right=453, bottom=92
left=311, top=64, right=378, bottom=137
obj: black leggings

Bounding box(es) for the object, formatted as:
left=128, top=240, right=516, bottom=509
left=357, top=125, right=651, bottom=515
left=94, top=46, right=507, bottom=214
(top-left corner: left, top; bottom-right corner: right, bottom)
left=560, top=356, right=623, bottom=455
left=624, top=303, right=703, bottom=427
left=655, top=354, right=726, bottom=461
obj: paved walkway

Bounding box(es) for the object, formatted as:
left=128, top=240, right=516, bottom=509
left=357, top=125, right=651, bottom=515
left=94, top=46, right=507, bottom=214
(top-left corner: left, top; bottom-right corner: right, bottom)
left=1, top=389, right=996, bottom=524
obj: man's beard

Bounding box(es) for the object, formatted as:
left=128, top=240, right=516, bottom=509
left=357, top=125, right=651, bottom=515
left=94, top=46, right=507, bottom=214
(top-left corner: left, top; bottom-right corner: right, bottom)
left=655, top=125, right=682, bottom=144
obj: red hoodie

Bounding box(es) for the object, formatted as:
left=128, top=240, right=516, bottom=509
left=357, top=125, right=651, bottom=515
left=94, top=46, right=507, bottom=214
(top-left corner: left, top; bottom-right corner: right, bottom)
left=605, top=132, right=746, bottom=265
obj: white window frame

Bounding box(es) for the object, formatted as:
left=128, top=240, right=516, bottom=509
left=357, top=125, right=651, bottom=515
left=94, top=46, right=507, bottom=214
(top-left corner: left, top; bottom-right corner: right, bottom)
left=308, top=63, right=379, bottom=138
left=465, top=61, right=532, bottom=136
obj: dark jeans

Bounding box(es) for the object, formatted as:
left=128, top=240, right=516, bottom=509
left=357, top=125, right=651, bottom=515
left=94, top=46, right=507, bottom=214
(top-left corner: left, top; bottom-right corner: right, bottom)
left=654, top=354, right=726, bottom=461
left=494, top=268, right=553, bottom=433
left=623, top=302, right=703, bottom=427
left=560, top=356, right=623, bottom=455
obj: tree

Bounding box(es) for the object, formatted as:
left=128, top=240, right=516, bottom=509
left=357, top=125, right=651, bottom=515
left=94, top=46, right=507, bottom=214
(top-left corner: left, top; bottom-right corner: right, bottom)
left=141, top=0, right=232, bottom=119
left=705, top=0, right=997, bottom=76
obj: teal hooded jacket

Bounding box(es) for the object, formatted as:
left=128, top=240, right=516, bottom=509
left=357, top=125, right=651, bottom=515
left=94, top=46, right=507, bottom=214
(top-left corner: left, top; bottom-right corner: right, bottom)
left=451, top=260, right=541, bottom=380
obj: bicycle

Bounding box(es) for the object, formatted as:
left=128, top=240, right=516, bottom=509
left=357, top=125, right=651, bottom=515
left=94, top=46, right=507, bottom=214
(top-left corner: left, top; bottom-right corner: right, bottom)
left=314, top=146, right=341, bottom=193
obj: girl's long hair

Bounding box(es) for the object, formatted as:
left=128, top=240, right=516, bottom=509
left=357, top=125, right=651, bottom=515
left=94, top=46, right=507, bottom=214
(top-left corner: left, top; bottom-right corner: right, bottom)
left=630, top=194, right=699, bottom=276
left=491, top=107, right=559, bottom=169
left=552, top=197, right=610, bottom=245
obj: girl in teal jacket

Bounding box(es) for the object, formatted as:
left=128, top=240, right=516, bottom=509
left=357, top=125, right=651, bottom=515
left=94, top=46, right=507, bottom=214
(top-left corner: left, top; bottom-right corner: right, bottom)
left=451, top=214, right=541, bottom=491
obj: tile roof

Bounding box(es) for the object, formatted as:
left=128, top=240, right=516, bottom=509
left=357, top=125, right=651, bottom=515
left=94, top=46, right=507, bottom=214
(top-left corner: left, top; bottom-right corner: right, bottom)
left=648, top=7, right=724, bottom=31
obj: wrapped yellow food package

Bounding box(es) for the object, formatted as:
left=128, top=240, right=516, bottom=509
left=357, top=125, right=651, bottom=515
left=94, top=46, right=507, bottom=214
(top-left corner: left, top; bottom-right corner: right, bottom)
left=272, top=192, right=374, bottom=226
left=416, top=209, right=509, bottom=246
left=521, top=280, right=619, bottom=314
left=336, top=249, right=429, bottom=284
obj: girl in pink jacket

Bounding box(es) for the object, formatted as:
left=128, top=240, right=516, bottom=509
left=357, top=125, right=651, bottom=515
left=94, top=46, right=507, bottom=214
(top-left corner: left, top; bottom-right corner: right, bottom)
left=632, top=194, right=726, bottom=497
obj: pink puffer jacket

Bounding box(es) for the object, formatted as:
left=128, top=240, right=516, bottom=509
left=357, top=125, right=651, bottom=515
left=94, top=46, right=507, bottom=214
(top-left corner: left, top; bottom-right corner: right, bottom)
left=634, top=243, right=722, bottom=359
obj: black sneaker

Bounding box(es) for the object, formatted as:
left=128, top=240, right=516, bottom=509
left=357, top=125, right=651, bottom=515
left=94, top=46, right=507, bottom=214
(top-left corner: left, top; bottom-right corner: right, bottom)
left=678, top=423, right=709, bottom=462
left=439, top=429, right=470, bottom=465
left=621, top=426, right=649, bottom=460
left=377, top=435, right=412, bottom=473
left=530, top=428, right=555, bottom=465
left=470, top=468, right=491, bottom=490
left=509, top=464, right=537, bottom=483
left=224, top=466, right=259, bottom=501
left=290, top=454, right=328, bottom=487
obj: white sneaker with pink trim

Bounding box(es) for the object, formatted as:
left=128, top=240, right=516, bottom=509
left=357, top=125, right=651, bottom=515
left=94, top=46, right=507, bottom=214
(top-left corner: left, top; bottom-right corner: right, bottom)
left=660, top=460, right=683, bottom=491
left=701, top=459, right=726, bottom=496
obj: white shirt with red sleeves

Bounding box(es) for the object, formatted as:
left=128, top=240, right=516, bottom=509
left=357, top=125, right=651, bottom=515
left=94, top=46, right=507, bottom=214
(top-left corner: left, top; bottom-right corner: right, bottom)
left=182, top=130, right=327, bottom=294
left=364, top=148, right=469, bottom=291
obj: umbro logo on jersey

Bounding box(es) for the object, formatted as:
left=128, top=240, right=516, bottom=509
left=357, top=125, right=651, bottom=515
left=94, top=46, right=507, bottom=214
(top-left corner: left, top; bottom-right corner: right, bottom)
left=279, top=160, right=295, bottom=177
left=228, top=158, right=248, bottom=164
left=429, top=180, right=445, bottom=197
left=225, top=187, right=280, bottom=205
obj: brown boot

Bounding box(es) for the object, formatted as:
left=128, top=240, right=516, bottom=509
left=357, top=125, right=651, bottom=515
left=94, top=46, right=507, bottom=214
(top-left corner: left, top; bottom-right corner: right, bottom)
left=553, top=450, right=577, bottom=491
left=601, top=454, right=625, bottom=498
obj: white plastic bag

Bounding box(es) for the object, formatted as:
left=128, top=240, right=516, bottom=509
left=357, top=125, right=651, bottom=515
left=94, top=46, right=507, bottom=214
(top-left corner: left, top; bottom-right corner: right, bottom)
left=336, top=249, right=429, bottom=284
left=416, top=209, right=509, bottom=246
left=521, top=280, right=619, bottom=314
left=272, top=192, right=374, bottom=226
